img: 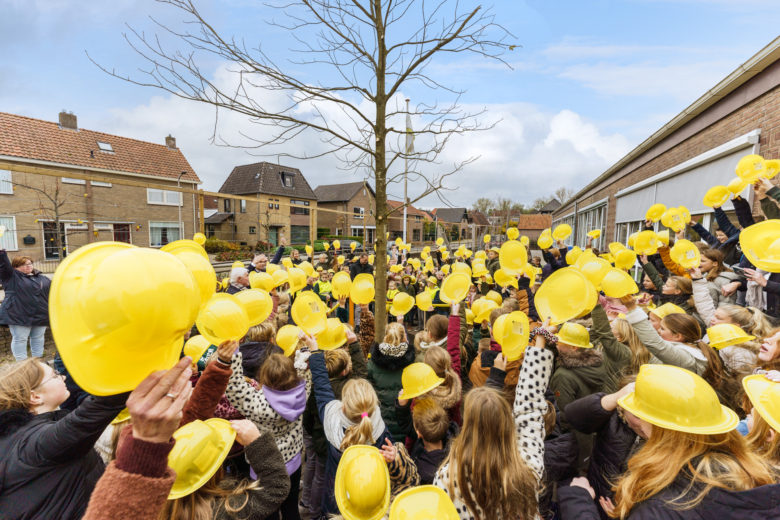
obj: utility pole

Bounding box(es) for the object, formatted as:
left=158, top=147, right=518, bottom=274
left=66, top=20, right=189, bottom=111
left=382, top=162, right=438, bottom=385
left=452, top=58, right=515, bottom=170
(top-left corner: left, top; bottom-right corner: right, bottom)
left=403, top=98, right=410, bottom=244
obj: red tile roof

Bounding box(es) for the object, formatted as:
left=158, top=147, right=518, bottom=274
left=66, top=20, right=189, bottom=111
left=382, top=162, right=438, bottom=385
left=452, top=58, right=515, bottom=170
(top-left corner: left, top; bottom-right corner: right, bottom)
left=516, top=213, right=552, bottom=230
left=0, top=112, right=200, bottom=183
left=387, top=199, right=431, bottom=219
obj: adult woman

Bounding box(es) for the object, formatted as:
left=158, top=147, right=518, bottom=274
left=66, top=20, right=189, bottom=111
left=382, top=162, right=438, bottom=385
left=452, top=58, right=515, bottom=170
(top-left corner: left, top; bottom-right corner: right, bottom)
left=559, top=364, right=779, bottom=518
left=0, top=356, right=131, bottom=519
left=0, top=251, right=51, bottom=360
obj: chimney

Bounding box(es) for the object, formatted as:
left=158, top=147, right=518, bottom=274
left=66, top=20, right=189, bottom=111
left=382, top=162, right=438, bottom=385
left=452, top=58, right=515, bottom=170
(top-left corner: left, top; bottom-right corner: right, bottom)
left=58, top=111, right=77, bottom=130
left=165, top=135, right=177, bottom=149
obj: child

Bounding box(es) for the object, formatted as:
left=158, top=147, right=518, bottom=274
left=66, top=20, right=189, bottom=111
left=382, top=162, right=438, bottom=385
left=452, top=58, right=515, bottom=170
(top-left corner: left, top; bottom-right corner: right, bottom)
left=409, top=398, right=458, bottom=485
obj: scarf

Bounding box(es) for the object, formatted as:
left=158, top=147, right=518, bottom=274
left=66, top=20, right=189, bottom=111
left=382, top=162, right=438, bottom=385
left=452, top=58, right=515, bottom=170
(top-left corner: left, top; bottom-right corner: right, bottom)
left=746, top=269, right=767, bottom=310
left=419, top=336, right=447, bottom=351
left=378, top=341, right=410, bottom=358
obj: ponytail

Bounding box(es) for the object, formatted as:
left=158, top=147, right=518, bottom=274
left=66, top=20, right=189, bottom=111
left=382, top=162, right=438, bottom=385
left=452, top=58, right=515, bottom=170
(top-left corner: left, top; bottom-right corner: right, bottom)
left=339, top=378, right=379, bottom=450
left=340, top=412, right=375, bottom=450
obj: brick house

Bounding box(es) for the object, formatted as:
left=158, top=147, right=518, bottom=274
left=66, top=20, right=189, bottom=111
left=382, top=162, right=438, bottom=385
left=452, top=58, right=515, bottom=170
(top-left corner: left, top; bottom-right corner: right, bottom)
left=314, top=181, right=376, bottom=243
left=386, top=199, right=429, bottom=244
left=516, top=213, right=553, bottom=248
left=431, top=207, right=471, bottom=241
left=553, top=36, right=780, bottom=248
left=215, top=162, right=318, bottom=246
left=0, top=111, right=200, bottom=263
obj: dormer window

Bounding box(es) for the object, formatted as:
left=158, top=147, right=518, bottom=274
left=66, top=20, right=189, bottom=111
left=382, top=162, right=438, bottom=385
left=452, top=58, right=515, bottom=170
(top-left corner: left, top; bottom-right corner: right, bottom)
left=280, top=172, right=294, bottom=188
left=97, top=141, right=114, bottom=153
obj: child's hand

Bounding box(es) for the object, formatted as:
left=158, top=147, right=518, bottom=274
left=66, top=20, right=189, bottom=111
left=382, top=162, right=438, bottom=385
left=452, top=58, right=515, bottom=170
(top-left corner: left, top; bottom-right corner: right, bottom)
left=379, top=438, right=397, bottom=463
left=570, top=476, right=595, bottom=499
left=216, top=340, right=238, bottom=363
left=493, top=352, right=507, bottom=372
left=451, top=302, right=460, bottom=315
left=397, top=389, right=409, bottom=407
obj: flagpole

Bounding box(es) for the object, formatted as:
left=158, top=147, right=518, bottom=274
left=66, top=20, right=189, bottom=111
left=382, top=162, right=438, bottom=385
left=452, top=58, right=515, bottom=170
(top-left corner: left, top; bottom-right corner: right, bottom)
left=403, top=98, right=409, bottom=244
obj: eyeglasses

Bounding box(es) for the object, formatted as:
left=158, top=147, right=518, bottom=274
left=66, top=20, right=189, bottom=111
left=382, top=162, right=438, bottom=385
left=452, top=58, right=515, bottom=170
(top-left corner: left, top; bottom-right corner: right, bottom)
left=35, top=370, right=64, bottom=389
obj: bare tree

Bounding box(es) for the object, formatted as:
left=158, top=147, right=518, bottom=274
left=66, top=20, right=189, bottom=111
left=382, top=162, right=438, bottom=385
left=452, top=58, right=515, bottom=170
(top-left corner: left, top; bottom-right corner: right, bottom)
left=94, top=0, right=511, bottom=336
left=554, top=186, right=574, bottom=205
left=532, top=196, right=552, bottom=211
left=472, top=197, right=494, bottom=215
left=495, top=197, right=512, bottom=233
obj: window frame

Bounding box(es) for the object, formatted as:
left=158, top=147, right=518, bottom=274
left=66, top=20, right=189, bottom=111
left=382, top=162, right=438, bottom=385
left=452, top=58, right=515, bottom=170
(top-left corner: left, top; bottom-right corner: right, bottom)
left=0, top=215, right=18, bottom=251
left=0, top=170, right=13, bottom=194
left=147, top=188, right=182, bottom=206
left=240, top=199, right=247, bottom=213
left=249, top=225, right=257, bottom=234
left=96, top=141, right=114, bottom=152
left=148, top=221, right=181, bottom=247
left=353, top=207, right=364, bottom=219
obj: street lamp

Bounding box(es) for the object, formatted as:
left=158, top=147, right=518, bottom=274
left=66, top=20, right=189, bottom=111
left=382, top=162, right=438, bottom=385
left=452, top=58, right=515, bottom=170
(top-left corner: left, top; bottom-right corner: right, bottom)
left=177, top=171, right=186, bottom=240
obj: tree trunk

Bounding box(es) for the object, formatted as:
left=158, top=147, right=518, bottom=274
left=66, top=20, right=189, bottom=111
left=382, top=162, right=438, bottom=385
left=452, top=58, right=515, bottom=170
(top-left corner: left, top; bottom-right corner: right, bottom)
left=373, top=0, right=388, bottom=341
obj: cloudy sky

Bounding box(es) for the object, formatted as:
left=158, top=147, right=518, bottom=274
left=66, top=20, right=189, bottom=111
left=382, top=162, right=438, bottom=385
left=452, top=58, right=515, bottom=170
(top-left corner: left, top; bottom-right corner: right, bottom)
left=3, top=0, right=780, bottom=209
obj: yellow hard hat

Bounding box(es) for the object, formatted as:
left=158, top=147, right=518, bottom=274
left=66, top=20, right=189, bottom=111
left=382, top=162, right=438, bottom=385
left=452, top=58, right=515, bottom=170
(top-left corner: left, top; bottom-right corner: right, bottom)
left=305, top=245, right=313, bottom=257
left=276, top=325, right=302, bottom=356
left=196, top=293, right=250, bottom=346
left=742, top=375, right=780, bottom=433
left=735, top=153, right=766, bottom=182
left=556, top=322, right=593, bottom=349
left=633, top=230, right=660, bottom=255
left=168, top=419, right=236, bottom=499
left=552, top=224, right=572, bottom=241
left=670, top=239, right=700, bottom=269
left=436, top=237, right=444, bottom=246
left=287, top=267, right=308, bottom=293
left=520, top=235, right=530, bottom=247
left=337, top=255, right=345, bottom=265
left=535, top=267, right=597, bottom=325
left=323, top=241, right=330, bottom=251
left=183, top=335, right=213, bottom=367
left=111, top=407, right=131, bottom=425
left=765, top=159, right=780, bottom=179
left=50, top=242, right=200, bottom=396
left=587, top=229, right=601, bottom=239
left=648, top=302, right=686, bottom=320
left=574, top=249, right=597, bottom=270
left=331, top=271, right=352, bottom=298
left=266, top=263, right=280, bottom=275
left=579, top=258, right=612, bottom=287
left=702, top=185, right=730, bottom=208
left=161, top=239, right=209, bottom=260
left=368, top=254, right=375, bottom=265
left=234, top=289, right=273, bottom=326
left=335, top=445, right=390, bottom=520
left=507, top=227, right=520, bottom=241
left=416, top=292, right=433, bottom=312
left=537, top=230, right=553, bottom=250
left=600, top=268, right=638, bottom=298
left=161, top=246, right=217, bottom=308
left=249, top=271, right=275, bottom=292
left=389, top=485, right=459, bottom=520
left=441, top=251, right=450, bottom=261
left=613, top=248, right=637, bottom=270
left=472, top=297, right=499, bottom=324
left=627, top=232, right=638, bottom=249
left=399, top=363, right=445, bottom=400
left=471, top=261, right=488, bottom=278
left=407, top=258, right=419, bottom=270
left=740, top=220, right=780, bottom=272
left=291, top=291, right=328, bottom=335
left=451, top=262, right=471, bottom=277
left=282, top=257, right=295, bottom=270
left=489, top=246, right=500, bottom=254
left=192, top=232, right=207, bottom=246
left=232, top=260, right=245, bottom=269
left=707, top=323, right=756, bottom=350
left=600, top=253, right=615, bottom=264
left=390, top=264, right=404, bottom=274
left=483, top=234, right=491, bottom=243
left=314, top=318, right=348, bottom=351
left=482, top=291, right=500, bottom=307
left=298, top=261, right=315, bottom=277
left=645, top=203, right=666, bottom=222
left=492, top=311, right=529, bottom=361
left=656, top=229, right=670, bottom=247
left=499, top=240, right=528, bottom=274
left=679, top=206, right=692, bottom=224
left=660, top=207, right=685, bottom=232
left=350, top=241, right=357, bottom=252
left=494, top=268, right=519, bottom=289
left=220, top=277, right=229, bottom=291
left=422, top=245, right=431, bottom=254
left=440, top=273, right=471, bottom=303
left=427, top=276, right=438, bottom=285
left=351, top=273, right=375, bottom=305
left=272, top=269, right=289, bottom=288
left=565, top=246, right=583, bottom=265
left=390, top=292, right=415, bottom=317
left=440, top=264, right=451, bottom=275
left=608, top=242, right=626, bottom=255
left=465, top=308, right=475, bottom=325
left=618, top=364, right=738, bottom=434
left=727, top=177, right=748, bottom=195
left=474, top=250, right=487, bottom=261
left=333, top=240, right=341, bottom=250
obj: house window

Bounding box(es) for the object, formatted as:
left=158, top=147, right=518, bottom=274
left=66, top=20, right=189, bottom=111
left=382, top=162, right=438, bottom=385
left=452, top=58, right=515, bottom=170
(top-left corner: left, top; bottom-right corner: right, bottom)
left=91, top=181, right=112, bottom=188
left=42, top=221, right=67, bottom=260
left=280, top=172, right=294, bottom=188
left=147, top=188, right=181, bottom=206
left=353, top=207, right=364, bottom=219
left=412, top=229, right=421, bottom=242
left=290, top=199, right=310, bottom=215
left=290, top=225, right=309, bottom=243
left=224, top=199, right=232, bottom=212
left=0, top=216, right=18, bottom=250
left=149, top=221, right=181, bottom=247
left=240, top=199, right=247, bottom=213
left=415, top=216, right=422, bottom=222
left=249, top=226, right=257, bottom=234
left=62, top=178, right=86, bottom=185
left=97, top=141, right=114, bottom=152
left=0, top=170, right=12, bottom=194
left=113, top=223, right=132, bottom=244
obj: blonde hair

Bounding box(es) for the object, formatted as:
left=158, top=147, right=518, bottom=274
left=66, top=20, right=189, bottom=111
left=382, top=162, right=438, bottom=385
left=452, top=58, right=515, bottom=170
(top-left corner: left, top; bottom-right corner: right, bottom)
left=412, top=397, right=449, bottom=443
left=340, top=378, right=378, bottom=450
left=423, top=345, right=459, bottom=397
left=718, top=305, right=774, bottom=339
left=245, top=322, right=276, bottom=343
left=444, top=386, right=538, bottom=519
left=611, top=319, right=652, bottom=374
left=325, top=348, right=352, bottom=377
left=612, top=428, right=775, bottom=517
left=0, top=359, right=45, bottom=411
left=746, top=410, right=780, bottom=469
left=383, top=322, right=406, bottom=346
left=158, top=469, right=259, bottom=520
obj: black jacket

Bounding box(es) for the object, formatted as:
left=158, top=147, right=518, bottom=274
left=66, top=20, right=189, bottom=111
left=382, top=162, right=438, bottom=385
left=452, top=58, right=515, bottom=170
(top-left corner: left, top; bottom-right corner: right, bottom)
left=0, top=250, right=51, bottom=326
left=564, top=392, right=641, bottom=513
left=410, top=420, right=459, bottom=485
left=559, top=474, right=780, bottom=520
left=0, top=393, right=128, bottom=520
left=349, top=261, right=373, bottom=280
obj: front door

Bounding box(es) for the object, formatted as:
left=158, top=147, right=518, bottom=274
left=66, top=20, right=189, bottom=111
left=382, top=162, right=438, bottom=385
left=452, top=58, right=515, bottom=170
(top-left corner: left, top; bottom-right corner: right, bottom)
left=269, top=227, right=279, bottom=246
left=113, top=223, right=132, bottom=243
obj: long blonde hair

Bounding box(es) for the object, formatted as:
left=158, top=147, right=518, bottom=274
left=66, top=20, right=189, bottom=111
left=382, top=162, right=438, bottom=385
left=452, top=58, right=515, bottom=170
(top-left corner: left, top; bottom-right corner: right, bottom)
left=444, top=386, right=538, bottom=519
left=158, top=469, right=259, bottom=520
left=423, top=345, right=459, bottom=395
left=0, top=359, right=45, bottom=411
left=718, top=305, right=774, bottom=339
left=340, top=378, right=378, bottom=451
left=611, top=319, right=652, bottom=374
left=383, top=322, right=407, bottom=346
left=745, top=410, right=780, bottom=469
left=612, top=427, right=775, bottom=517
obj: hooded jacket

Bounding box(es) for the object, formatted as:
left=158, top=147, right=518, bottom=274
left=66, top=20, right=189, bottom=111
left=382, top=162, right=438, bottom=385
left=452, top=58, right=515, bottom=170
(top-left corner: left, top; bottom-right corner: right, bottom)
left=225, top=350, right=311, bottom=475
left=367, top=341, right=416, bottom=438
left=239, top=341, right=283, bottom=380
left=411, top=420, right=459, bottom=485
left=559, top=473, right=780, bottom=519
left=0, top=393, right=127, bottom=520
left=0, top=249, right=51, bottom=327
